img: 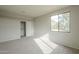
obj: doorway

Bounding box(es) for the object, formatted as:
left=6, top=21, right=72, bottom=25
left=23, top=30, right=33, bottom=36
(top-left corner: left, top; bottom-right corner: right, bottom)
left=21, top=21, right=26, bottom=37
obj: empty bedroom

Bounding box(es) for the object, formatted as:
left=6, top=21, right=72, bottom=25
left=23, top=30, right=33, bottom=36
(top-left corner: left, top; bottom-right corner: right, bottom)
left=0, top=5, right=79, bottom=54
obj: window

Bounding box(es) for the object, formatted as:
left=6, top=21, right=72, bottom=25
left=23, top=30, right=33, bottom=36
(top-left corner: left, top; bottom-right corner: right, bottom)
left=51, top=12, right=70, bottom=32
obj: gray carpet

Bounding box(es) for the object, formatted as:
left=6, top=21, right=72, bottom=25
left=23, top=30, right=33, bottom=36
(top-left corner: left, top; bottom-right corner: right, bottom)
left=0, top=37, right=79, bottom=54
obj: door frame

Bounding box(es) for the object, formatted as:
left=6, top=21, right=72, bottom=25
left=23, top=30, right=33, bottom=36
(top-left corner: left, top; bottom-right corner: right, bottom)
left=20, top=21, right=26, bottom=37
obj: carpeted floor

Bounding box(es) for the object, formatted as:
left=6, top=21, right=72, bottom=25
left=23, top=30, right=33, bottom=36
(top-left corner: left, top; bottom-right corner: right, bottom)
left=0, top=37, right=79, bottom=54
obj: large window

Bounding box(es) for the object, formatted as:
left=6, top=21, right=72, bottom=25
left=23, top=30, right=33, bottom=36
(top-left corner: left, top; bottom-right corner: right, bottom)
left=51, top=12, right=70, bottom=32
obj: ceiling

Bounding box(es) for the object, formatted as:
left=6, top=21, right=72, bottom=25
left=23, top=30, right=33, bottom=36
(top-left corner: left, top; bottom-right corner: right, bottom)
left=0, top=5, right=69, bottom=18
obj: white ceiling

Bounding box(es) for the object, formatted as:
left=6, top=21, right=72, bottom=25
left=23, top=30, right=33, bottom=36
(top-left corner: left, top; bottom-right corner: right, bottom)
left=0, top=5, right=69, bottom=18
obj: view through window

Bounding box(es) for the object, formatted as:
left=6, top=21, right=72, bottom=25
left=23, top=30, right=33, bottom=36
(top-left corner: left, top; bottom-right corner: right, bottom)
left=51, top=12, right=70, bottom=32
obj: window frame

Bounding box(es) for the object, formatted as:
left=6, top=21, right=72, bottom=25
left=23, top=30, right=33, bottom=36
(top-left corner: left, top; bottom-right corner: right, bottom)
left=50, top=11, right=71, bottom=33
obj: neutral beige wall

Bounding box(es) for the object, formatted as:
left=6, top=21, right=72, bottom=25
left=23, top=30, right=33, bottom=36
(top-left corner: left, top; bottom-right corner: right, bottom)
left=0, top=17, right=20, bottom=42
left=0, top=16, right=34, bottom=42
left=26, top=20, right=34, bottom=36
left=34, top=6, right=79, bottom=49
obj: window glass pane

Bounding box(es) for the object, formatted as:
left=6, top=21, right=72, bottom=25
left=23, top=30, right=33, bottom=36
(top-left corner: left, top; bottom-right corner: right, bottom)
left=58, top=14, right=65, bottom=31
left=64, top=13, right=70, bottom=32
left=59, top=13, right=70, bottom=32
left=51, top=15, right=58, bottom=31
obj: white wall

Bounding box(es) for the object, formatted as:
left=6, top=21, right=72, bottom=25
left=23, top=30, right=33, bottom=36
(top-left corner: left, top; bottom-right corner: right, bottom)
left=34, top=6, right=79, bottom=49
left=0, top=16, right=34, bottom=42
left=0, top=17, right=20, bottom=42
left=26, top=20, right=34, bottom=37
